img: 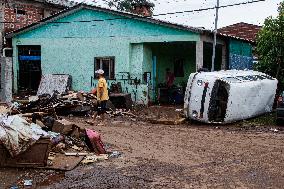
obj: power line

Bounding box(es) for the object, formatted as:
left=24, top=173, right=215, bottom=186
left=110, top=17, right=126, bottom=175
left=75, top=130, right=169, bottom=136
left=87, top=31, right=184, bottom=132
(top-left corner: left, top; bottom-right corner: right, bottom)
left=152, top=0, right=266, bottom=16
left=1, top=0, right=267, bottom=24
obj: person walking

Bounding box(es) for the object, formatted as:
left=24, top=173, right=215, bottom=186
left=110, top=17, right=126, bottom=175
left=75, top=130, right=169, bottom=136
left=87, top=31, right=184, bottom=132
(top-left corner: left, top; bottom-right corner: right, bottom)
left=93, top=69, right=109, bottom=125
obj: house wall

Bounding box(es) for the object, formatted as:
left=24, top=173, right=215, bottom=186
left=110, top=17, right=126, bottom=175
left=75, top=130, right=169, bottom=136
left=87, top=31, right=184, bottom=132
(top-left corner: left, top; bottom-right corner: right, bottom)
left=0, top=4, right=4, bottom=53
left=0, top=57, right=12, bottom=103
left=229, top=39, right=253, bottom=70
left=12, top=8, right=200, bottom=104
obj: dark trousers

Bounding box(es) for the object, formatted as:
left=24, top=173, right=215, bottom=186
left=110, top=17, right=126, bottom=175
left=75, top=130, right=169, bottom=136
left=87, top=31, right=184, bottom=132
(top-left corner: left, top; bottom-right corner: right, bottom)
left=97, top=100, right=107, bottom=115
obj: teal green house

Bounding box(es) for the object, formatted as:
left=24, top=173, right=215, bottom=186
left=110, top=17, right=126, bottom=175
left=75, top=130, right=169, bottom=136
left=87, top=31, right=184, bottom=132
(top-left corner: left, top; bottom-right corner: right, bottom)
left=7, top=4, right=254, bottom=104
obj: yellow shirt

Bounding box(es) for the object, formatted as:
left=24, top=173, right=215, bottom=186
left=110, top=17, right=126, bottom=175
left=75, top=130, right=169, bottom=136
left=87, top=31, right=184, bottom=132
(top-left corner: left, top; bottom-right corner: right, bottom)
left=97, top=78, right=109, bottom=101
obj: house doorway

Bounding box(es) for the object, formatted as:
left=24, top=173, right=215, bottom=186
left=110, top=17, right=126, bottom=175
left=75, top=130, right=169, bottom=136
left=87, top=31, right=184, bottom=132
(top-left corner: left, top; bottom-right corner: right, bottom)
left=18, top=45, right=41, bottom=93
left=147, top=42, right=196, bottom=104
left=203, top=42, right=223, bottom=71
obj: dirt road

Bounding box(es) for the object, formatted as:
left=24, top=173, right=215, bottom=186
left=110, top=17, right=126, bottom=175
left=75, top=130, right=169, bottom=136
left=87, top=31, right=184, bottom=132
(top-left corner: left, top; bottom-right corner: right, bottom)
left=1, top=118, right=284, bottom=189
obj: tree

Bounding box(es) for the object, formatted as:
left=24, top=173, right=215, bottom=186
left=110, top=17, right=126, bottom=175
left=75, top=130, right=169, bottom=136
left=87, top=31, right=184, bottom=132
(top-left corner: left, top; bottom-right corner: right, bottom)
left=256, top=2, right=284, bottom=89
left=99, top=0, right=155, bottom=12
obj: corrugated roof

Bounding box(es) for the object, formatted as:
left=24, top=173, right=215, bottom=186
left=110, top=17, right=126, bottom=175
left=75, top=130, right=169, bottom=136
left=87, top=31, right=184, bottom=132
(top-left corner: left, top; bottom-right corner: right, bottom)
left=218, top=22, right=261, bottom=43
left=6, top=3, right=208, bottom=38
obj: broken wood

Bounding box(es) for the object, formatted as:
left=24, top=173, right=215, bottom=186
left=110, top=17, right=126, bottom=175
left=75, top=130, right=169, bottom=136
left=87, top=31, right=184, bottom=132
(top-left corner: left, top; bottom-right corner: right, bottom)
left=20, top=112, right=47, bottom=117
left=65, top=152, right=89, bottom=156
left=121, top=112, right=137, bottom=117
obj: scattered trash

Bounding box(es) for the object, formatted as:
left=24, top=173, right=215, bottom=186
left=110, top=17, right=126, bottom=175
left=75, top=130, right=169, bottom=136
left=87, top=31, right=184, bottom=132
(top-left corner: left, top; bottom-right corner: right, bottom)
left=270, top=128, right=279, bottom=132
left=109, top=151, right=122, bottom=158
left=48, top=152, right=56, bottom=161
left=86, top=129, right=107, bottom=154
left=107, top=109, right=136, bottom=118
left=65, top=152, right=89, bottom=156
left=71, top=145, right=83, bottom=151
left=51, top=135, right=65, bottom=146
left=81, top=154, right=108, bottom=164
left=10, top=185, right=19, bottom=189
left=23, top=180, right=33, bottom=186
left=0, top=110, right=110, bottom=170
left=81, top=155, right=98, bottom=164
left=28, top=96, right=39, bottom=102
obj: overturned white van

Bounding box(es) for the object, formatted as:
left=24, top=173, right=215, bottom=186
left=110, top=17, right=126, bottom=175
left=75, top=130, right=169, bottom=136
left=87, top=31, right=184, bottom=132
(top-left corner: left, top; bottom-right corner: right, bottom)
left=184, top=70, right=278, bottom=123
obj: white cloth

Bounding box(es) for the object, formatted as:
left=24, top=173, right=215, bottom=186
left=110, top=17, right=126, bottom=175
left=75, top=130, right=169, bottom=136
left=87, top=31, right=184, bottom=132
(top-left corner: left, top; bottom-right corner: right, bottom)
left=0, top=115, right=47, bottom=157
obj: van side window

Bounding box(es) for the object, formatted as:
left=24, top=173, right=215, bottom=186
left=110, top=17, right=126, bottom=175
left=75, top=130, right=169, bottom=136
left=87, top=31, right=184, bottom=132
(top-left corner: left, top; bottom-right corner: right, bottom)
left=221, top=77, right=241, bottom=83
left=236, top=76, right=250, bottom=81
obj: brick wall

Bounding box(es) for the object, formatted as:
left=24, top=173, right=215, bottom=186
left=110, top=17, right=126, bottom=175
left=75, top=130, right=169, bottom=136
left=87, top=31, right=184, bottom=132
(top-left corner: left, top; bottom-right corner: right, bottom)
left=2, top=1, right=63, bottom=34
left=4, top=5, right=44, bottom=33
left=1, top=1, right=63, bottom=50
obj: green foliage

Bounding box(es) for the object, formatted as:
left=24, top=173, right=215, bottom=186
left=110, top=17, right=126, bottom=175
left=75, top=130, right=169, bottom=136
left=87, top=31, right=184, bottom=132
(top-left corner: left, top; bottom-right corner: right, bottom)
left=256, top=1, right=284, bottom=90
left=107, top=0, right=154, bottom=12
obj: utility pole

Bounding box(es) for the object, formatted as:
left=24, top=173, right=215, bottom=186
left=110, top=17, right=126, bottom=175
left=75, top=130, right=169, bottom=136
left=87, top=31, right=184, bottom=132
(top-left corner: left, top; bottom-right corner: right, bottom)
left=276, top=18, right=283, bottom=81
left=211, top=0, right=220, bottom=72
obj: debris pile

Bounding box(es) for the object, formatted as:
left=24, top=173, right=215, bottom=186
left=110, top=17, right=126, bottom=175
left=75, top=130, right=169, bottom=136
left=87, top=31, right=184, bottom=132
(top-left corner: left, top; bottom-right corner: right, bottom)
left=0, top=75, right=129, bottom=171
left=0, top=108, right=120, bottom=170
left=14, top=91, right=97, bottom=116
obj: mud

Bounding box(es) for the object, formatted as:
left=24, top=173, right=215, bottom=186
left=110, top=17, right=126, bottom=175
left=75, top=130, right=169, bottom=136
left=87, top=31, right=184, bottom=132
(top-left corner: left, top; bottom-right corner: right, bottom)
left=1, top=109, right=284, bottom=188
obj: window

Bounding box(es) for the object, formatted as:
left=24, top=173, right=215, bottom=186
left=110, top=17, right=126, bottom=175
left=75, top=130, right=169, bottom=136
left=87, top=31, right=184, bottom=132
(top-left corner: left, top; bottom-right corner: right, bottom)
left=174, top=58, right=184, bottom=77
left=221, top=77, right=241, bottom=83
left=95, top=57, right=115, bottom=79
left=14, top=9, right=26, bottom=16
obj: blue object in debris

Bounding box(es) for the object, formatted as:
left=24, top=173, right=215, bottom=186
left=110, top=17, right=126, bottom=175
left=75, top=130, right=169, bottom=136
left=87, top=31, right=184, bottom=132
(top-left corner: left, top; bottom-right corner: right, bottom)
left=10, top=185, right=19, bottom=189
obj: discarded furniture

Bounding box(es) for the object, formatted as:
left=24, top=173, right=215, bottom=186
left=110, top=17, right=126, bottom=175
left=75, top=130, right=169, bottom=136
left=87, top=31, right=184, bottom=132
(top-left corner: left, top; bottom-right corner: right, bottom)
left=109, top=93, right=133, bottom=110
left=37, top=74, right=72, bottom=96
left=0, top=137, right=51, bottom=168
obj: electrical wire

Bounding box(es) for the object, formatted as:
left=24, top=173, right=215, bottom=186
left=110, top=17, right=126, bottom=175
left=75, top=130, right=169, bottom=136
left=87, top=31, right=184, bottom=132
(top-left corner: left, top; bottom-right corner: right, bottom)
left=1, top=0, right=267, bottom=24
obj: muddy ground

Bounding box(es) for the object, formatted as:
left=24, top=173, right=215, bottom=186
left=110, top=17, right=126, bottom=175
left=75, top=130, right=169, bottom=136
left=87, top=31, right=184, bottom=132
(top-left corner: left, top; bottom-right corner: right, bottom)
left=0, top=106, right=284, bottom=189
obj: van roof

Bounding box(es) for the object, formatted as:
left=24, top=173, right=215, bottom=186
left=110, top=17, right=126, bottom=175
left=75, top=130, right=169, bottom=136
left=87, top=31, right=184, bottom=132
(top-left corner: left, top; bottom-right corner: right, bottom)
left=195, top=70, right=276, bottom=83
left=198, top=70, right=267, bottom=78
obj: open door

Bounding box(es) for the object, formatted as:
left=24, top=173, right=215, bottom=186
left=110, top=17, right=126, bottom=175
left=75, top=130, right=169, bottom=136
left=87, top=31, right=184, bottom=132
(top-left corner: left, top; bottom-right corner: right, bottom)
left=208, top=80, right=229, bottom=122
left=18, top=45, right=41, bottom=93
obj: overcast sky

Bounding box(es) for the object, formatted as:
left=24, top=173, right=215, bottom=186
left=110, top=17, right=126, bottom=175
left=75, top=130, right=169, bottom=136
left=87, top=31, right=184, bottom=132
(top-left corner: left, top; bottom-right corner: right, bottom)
left=73, top=0, right=282, bottom=30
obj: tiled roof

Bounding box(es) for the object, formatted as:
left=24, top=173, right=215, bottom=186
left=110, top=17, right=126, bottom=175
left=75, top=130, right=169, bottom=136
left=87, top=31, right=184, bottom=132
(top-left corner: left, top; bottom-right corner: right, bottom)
left=218, top=22, right=262, bottom=43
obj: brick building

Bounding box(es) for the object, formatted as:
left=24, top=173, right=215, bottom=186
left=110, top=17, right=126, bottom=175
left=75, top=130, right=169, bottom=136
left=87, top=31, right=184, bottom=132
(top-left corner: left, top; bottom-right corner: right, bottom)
left=0, top=0, right=75, bottom=102
left=0, top=0, right=75, bottom=55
